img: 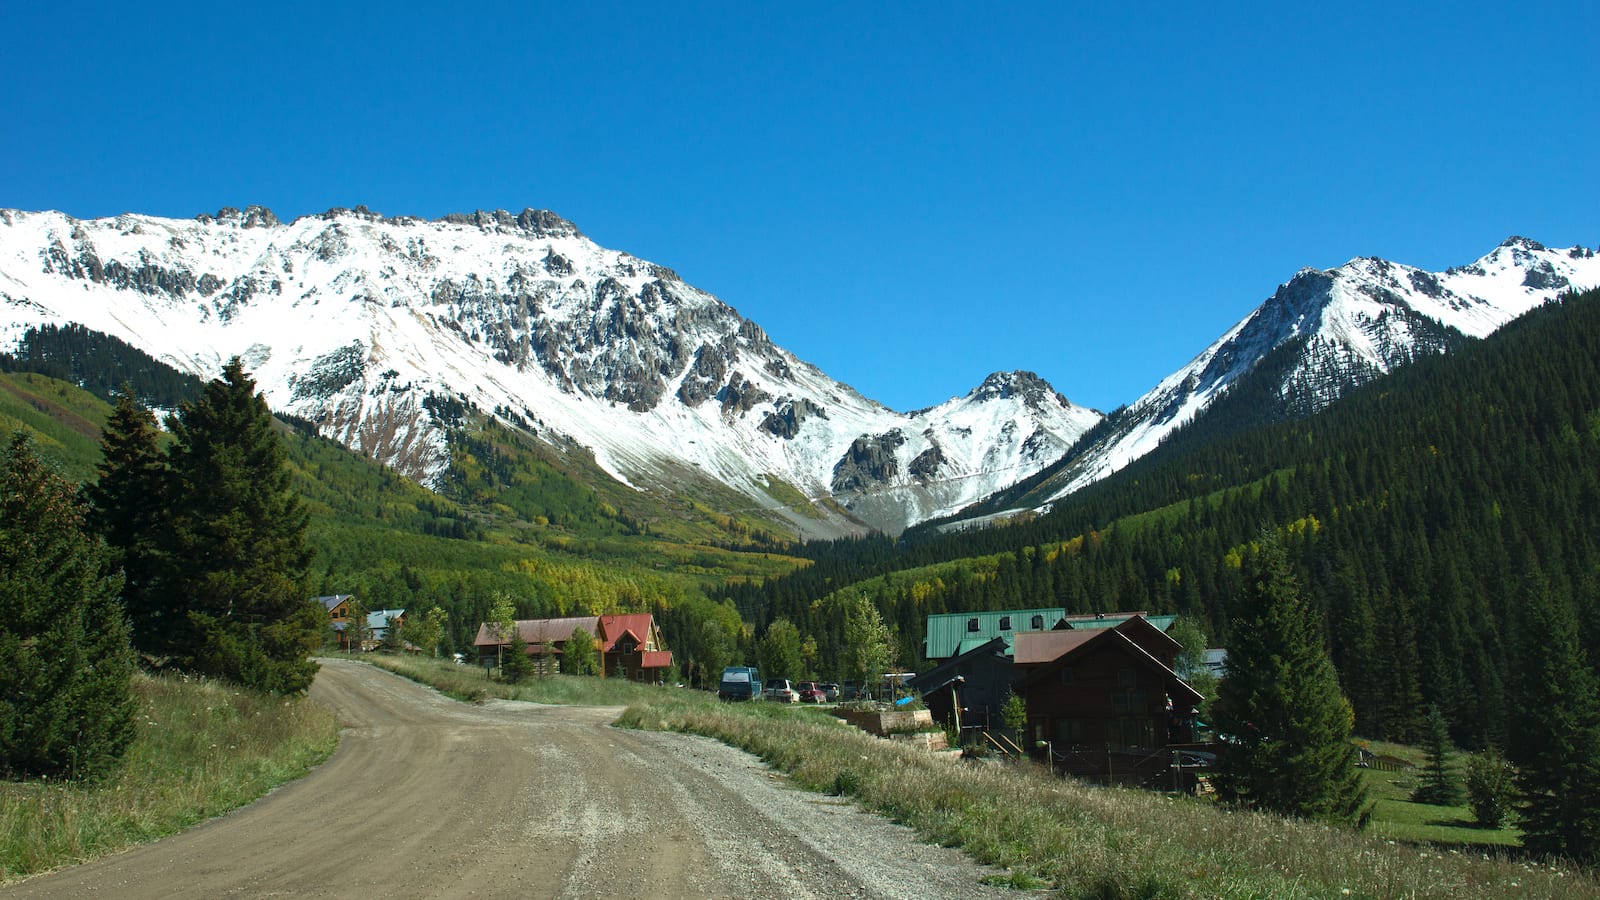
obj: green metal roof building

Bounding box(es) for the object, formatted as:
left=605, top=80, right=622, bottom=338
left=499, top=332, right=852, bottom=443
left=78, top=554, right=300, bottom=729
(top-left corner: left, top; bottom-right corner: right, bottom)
left=924, top=609, right=1177, bottom=660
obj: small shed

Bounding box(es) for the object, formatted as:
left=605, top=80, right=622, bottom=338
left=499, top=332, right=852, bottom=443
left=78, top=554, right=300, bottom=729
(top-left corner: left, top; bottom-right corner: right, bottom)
left=908, top=637, right=1016, bottom=735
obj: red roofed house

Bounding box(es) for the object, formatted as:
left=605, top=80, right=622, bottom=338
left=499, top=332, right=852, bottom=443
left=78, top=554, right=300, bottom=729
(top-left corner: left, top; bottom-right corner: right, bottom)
left=473, top=613, right=673, bottom=682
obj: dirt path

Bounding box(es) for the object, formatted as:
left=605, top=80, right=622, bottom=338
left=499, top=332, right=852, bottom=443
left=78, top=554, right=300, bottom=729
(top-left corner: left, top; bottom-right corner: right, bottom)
left=4, top=659, right=1012, bottom=899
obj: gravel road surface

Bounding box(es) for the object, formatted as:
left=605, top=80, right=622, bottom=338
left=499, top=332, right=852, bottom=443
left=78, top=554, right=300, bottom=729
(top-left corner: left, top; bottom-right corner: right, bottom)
left=4, top=658, right=1012, bottom=899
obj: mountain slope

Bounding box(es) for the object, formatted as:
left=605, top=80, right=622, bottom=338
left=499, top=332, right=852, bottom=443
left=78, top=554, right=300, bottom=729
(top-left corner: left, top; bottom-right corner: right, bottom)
left=989, top=237, right=1600, bottom=512
left=0, top=206, right=1100, bottom=537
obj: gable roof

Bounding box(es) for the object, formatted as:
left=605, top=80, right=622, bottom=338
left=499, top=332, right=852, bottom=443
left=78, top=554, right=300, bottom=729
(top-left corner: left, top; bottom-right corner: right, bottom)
left=1012, top=630, right=1099, bottom=665
left=316, top=594, right=354, bottom=612
left=1015, top=615, right=1181, bottom=665
left=598, top=614, right=657, bottom=651
left=1015, top=628, right=1203, bottom=706
left=908, top=637, right=1011, bottom=692
left=473, top=616, right=600, bottom=649
left=367, top=609, right=405, bottom=631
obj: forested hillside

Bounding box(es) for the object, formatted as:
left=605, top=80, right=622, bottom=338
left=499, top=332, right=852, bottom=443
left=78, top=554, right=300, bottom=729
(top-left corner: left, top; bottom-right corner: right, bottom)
left=723, top=286, right=1600, bottom=748
left=0, top=352, right=799, bottom=662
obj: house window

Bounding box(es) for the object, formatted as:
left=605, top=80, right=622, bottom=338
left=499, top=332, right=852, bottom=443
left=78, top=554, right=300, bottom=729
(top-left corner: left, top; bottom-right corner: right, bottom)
left=1058, top=667, right=1074, bottom=686
left=1031, top=615, right=1044, bottom=629
left=1054, top=718, right=1084, bottom=743
left=967, top=617, right=980, bottom=632
left=1106, top=717, right=1154, bottom=750
left=1117, top=667, right=1137, bottom=687
left=999, top=616, right=1012, bottom=631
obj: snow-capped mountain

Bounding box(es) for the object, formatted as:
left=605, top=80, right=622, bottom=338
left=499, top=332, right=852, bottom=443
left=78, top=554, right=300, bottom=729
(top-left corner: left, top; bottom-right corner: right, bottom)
left=1012, top=237, right=1600, bottom=509
left=0, top=206, right=1100, bottom=536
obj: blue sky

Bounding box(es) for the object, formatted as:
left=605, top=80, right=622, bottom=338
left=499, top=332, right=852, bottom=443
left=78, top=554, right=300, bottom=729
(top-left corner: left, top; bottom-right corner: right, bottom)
left=4, top=2, right=1595, bottom=413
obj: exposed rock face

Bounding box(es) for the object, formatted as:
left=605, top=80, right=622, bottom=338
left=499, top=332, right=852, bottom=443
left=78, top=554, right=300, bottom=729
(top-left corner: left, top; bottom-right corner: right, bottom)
left=970, top=370, right=1068, bottom=412
left=760, top=398, right=827, bottom=439
left=832, top=430, right=907, bottom=494
left=909, top=441, right=945, bottom=483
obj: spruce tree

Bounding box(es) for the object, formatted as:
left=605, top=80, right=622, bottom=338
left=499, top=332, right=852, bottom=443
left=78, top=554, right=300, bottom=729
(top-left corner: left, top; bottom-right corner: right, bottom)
left=164, top=359, right=321, bottom=694
left=1411, top=703, right=1464, bottom=806
left=85, top=391, right=173, bottom=658
left=0, top=432, right=137, bottom=781
left=1210, top=535, right=1368, bottom=825
left=501, top=625, right=533, bottom=683
left=1506, top=567, right=1600, bottom=863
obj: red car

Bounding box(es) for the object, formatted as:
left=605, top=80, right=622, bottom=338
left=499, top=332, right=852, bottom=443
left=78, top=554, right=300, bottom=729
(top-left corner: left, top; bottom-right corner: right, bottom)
left=797, top=681, right=826, bottom=703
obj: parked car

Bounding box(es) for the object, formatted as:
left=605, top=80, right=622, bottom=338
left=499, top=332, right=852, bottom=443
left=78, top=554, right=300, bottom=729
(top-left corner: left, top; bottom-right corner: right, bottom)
left=841, top=680, right=862, bottom=701
left=821, top=682, right=840, bottom=702
left=763, top=678, right=798, bottom=702
left=797, top=681, right=825, bottom=703
left=718, top=665, right=762, bottom=701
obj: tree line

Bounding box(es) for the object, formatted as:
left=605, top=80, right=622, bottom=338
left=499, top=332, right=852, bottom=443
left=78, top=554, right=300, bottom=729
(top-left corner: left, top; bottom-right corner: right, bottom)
left=1, top=359, right=322, bottom=781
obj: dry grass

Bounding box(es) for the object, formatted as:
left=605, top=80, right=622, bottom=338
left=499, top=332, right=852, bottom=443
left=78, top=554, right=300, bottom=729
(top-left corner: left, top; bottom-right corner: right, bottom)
left=330, top=655, right=1600, bottom=898
left=618, top=696, right=1600, bottom=899
left=0, top=673, right=337, bottom=884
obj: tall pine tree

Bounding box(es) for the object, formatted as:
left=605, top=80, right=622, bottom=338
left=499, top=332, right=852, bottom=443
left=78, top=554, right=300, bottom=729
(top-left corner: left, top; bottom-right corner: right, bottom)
left=1211, top=534, right=1368, bottom=826
left=0, top=432, right=136, bottom=780
left=85, top=390, right=174, bottom=658
left=1506, top=562, right=1600, bottom=863
left=164, top=359, right=321, bottom=694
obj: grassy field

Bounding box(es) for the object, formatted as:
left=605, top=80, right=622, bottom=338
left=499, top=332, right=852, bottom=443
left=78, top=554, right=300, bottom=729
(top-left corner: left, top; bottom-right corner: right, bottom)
left=0, top=673, right=337, bottom=885
left=1357, top=742, right=1521, bottom=851
left=374, top=654, right=1596, bottom=899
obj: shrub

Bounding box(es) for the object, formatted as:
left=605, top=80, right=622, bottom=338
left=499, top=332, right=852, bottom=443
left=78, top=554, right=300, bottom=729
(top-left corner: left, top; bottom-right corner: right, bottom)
left=1466, top=748, right=1515, bottom=828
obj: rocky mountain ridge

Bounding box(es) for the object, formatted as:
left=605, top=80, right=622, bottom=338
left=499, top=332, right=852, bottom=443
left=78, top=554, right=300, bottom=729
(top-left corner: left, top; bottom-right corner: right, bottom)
left=0, top=206, right=1101, bottom=537
left=994, top=236, right=1600, bottom=515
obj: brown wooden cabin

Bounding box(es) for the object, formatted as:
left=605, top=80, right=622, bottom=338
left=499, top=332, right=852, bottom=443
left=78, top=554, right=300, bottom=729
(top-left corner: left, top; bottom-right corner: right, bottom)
left=1013, top=616, right=1205, bottom=787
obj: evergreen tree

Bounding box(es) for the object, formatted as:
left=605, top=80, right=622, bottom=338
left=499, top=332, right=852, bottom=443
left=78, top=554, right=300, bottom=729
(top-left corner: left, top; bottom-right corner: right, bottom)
left=378, top=613, right=405, bottom=653
left=0, top=432, right=137, bottom=780
left=501, top=625, right=534, bottom=682
left=1211, top=535, right=1368, bottom=826
left=1506, top=568, right=1600, bottom=863
left=85, top=390, right=174, bottom=658
left=163, top=359, right=320, bottom=694
left=563, top=626, right=598, bottom=676
left=1411, top=703, right=1464, bottom=806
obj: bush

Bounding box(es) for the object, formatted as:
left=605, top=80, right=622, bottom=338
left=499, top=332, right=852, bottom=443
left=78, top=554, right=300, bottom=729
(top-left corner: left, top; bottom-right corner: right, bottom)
left=1466, top=749, right=1515, bottom=828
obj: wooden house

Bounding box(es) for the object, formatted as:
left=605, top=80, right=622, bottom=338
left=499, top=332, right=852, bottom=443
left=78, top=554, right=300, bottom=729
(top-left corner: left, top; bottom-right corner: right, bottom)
left=473, top=613, right=673, bottom=682
left=1012, top=616, right=1204, bottom=786
left=916, top=609, right=1181, bottom=740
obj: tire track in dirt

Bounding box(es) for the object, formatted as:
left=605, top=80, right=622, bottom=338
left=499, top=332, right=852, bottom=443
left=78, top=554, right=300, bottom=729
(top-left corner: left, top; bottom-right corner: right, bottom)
left=3, top=659, right=1010, bottom=899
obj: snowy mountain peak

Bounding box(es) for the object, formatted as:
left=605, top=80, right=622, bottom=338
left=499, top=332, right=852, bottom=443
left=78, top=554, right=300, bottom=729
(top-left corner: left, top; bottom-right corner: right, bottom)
left=0, top=206, right=1098, bottom=536
left=1011, top=236, right=1600, bottom=510
left=970, top=370, right=1064, bottom=406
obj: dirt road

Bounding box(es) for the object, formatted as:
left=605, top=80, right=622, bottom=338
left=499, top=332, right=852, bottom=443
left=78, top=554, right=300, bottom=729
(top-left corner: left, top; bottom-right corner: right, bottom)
left=5, top=659, right=1010, bottom=899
